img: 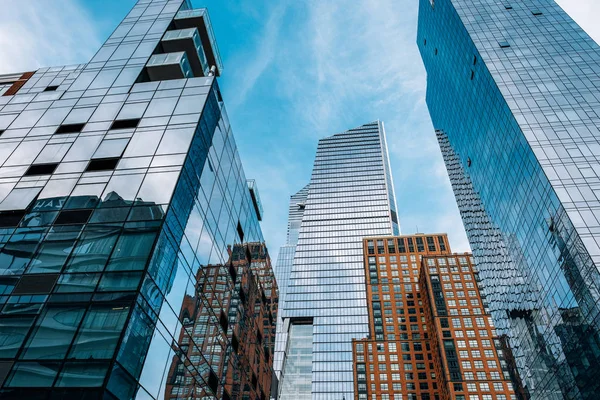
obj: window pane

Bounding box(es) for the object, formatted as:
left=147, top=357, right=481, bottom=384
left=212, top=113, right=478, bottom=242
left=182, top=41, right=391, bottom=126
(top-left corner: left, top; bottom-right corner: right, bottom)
left=65, top=225, right=120, bottom=272
left=64, top=183, right=106, bottom=210
left=27, top=226, right=81, bottom=274
left=144, top=97, right=177, bottom=118
left=6, top=362, right=60, bottom=387
left=136, top=171, right=179, bottom=205
left=106, top=227, right=158, bottom=271
left=156, top=127, right=195, bottom=155
left=0, top=187, right=42, bottom=212
left=35, top=178, right=78, bottom=211
left=93, top=138, right=130, bottom=159
left=4, top=140, right=46, bottom=166
left=63, top=135, right=102, bottom=162
left=56, top=361, right=110, bottom=387
left=122, top=129, right=164, bottom=158
left=55, top=273, right=100, bottom=293
left=97, top=271, right=142, bottom=292
left=22, top=307, right=85, bottom=360
left=34, top=143, right=72, bottom=164
left=0, top=228, right=46, bottom=275
left=89, top=102, right=122, bottom=123
left=100, top=174, right=144, bottom=207
left=68, top=305, right=129, bottom=359
left=0, top=316, right=34, bottom=358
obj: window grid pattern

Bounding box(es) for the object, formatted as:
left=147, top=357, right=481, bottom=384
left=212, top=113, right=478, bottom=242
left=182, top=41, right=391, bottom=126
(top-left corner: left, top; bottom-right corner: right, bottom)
left=274, top=185, right=310, bottom=380
left=418, top=0, right=600, bottom=398
left=0, top=0, right=278, bottom=399
left=279, top=122, right=398, bottom=399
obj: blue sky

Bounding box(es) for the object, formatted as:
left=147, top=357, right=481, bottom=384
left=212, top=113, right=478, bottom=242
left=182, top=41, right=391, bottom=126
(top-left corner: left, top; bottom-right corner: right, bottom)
left=0, top=0, right=598, bottom=262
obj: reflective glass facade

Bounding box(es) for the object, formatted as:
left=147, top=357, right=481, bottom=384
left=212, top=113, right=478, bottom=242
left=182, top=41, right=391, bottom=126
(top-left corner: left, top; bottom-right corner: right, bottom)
left=278, top=122, right=399, bottom=399
left=273, top=185, right=310, bottom=383
left=0, top=0, right=277, bottom=399
left=418, top=0, right=600, bottom=398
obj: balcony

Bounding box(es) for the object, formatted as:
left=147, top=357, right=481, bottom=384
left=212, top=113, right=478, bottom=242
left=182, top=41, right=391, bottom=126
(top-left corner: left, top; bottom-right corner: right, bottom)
left=247, top=180, right=263, bottom=221
left=161, top=28, right=210, bottom=77
left=174, top=9, right=223, bottom=76
left=146, top=52, right=194, bottom=81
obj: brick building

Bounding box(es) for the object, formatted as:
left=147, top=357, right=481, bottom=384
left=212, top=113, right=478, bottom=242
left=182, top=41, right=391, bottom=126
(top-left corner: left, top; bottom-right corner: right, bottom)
left=353, top=234, right=516, bottom=400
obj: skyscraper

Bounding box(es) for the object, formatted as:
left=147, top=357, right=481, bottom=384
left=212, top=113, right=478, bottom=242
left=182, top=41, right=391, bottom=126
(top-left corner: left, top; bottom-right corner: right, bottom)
left=273, top=185, right=309, bottom=384
left=0, top=1, right=277, bottom=399
left=418, top=0, right=600, bottom=398
left=277, top=122, right=399, bottom=400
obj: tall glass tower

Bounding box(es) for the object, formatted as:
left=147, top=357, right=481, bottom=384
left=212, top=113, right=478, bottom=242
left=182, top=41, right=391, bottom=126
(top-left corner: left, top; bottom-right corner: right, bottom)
left=0, top=1, right=278, bottom=399
left=277, top=122, right=399, bottom=400
left=273, top=184, right=309, bottom=385
left=418, top=0, right=600, bottom=398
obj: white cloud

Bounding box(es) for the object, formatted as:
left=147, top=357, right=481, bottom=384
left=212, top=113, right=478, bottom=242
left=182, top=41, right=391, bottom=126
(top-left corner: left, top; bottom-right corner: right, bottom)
left=0, top=0, right=101, bottom=74
left=234, top=0, right=472, bottom=260
left=226, top=2, right=289, bottom=109
left=556, top=0, right=600, bottom=44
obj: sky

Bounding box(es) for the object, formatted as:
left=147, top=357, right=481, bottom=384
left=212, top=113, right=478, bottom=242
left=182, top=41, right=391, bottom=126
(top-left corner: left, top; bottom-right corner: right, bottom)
left=0, top=0, right=598, bottom=263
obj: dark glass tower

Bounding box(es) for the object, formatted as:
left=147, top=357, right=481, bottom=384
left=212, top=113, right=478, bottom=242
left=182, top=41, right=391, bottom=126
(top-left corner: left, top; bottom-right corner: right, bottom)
left=276, top=122, right=399, bottom=400
left=0, top=1, right=277, bottom=399
left=418, top=0, right=600, bottom=398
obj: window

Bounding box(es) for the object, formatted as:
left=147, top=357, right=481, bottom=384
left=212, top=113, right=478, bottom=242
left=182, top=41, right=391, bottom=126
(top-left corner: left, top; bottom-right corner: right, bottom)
left=6, top=361, right=60, bottom=387
left=55, top=123, right=85, bottom=134
left=44, top=85, right=59, bottom=92
left=498, top=41, right=510, bottom=48
left=106, top=225, right=158, bottom=271
left=109, top=118, right=140, bottom=130
left=237, top=221, right=244, bottom=242
left=25, top=163, right=59, bottom=176
left=22, top=307, right=86, bottom=359
left=426, top=236, right=435, bottom=251
left=56, top=361, right=110, bottom=387
left=68, top=305, right=129, bottom=359
left=93, top=138, right=129, bottom=159
left=0, top=316, right=35, bottom=357
left=66, top=225, right=120, bottom=272
left=85, top=158, right=120, bottom=172
left=0, top=187, right=42, bottom=212
left=98, top=271, right=142, bottom=292
left=416, top=237, right=424, bottom=251
left=28, top=226, right=80, bottom=273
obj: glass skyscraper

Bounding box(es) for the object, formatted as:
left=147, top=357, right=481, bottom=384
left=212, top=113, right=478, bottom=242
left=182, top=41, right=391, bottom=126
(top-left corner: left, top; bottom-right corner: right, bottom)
left=273, top=184, right=309, bottom=385
left=418, top=0, right=600, bottom=398
left=277, top=122, right=399, bottom=400
left=0, top=1, right=278, bottom=399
